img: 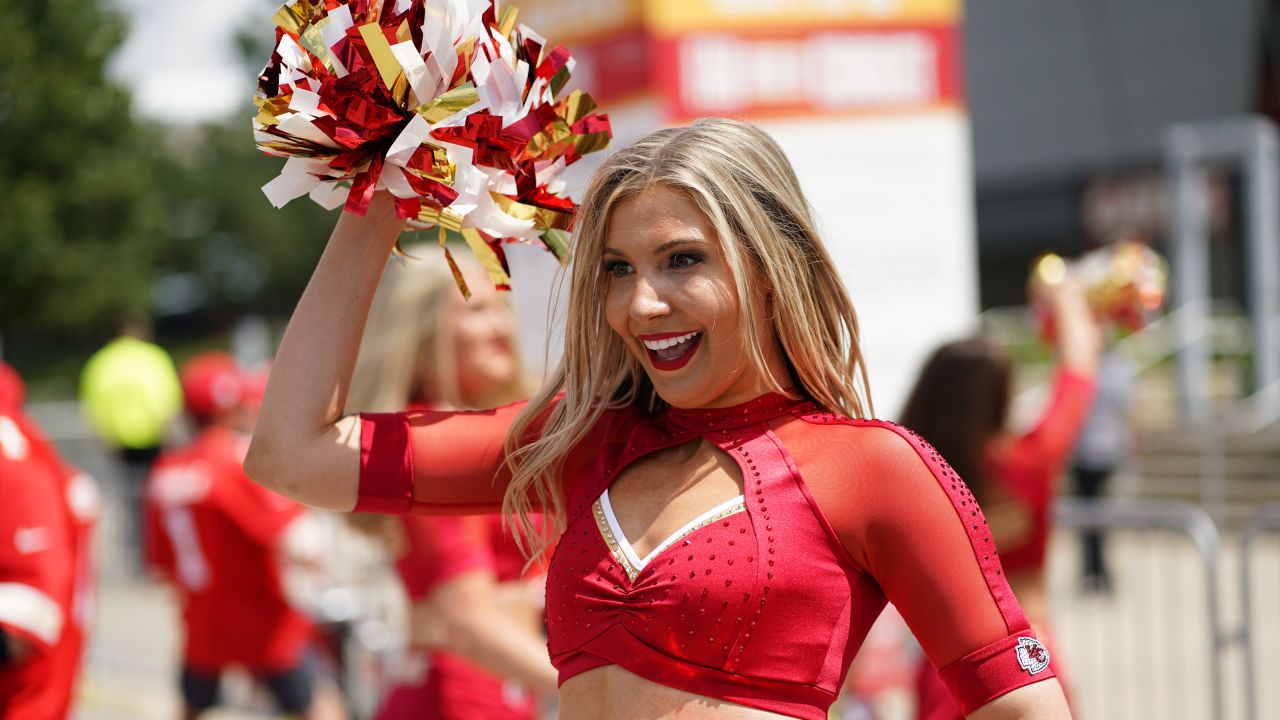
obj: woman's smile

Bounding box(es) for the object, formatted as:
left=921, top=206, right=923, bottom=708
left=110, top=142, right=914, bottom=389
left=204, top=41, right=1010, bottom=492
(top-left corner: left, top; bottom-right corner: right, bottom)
left=639, top=330, right=704, bottom=370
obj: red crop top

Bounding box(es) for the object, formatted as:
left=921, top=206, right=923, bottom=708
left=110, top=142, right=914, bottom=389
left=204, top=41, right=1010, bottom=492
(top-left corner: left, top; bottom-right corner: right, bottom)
left=356, top=393, right=1056, bottom=719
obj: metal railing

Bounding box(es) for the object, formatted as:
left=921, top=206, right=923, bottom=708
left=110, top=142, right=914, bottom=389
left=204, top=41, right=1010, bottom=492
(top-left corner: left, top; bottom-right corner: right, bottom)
left=1052, top=498, right=1225, bottom=720
left=1239, top=502, right=1280, bottom=720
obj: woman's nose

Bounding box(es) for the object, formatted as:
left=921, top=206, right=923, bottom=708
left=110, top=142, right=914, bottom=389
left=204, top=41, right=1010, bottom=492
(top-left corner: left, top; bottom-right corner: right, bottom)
left=484, top=306, right=514, bottom=336
left=629, top=276, right=670, bottom=322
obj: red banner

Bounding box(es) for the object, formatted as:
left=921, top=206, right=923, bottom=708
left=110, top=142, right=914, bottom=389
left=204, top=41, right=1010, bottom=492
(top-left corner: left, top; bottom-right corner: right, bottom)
left=653, top=25, right=961, bottom=121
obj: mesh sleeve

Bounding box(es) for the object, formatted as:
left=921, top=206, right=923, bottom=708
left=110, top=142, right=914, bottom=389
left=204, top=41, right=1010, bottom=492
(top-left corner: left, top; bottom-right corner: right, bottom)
left=785, top=417, right=1055, bottom=714
left=356, top=399, right=534, bottom=515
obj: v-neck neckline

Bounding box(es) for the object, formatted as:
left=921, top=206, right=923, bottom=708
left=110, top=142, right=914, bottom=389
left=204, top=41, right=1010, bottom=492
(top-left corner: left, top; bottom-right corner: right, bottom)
left=592, top=488, right=746, bottom=582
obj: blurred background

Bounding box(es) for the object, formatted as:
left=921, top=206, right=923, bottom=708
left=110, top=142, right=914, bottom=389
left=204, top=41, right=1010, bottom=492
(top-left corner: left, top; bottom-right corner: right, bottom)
left=2, top=0, right=1279, bottom=718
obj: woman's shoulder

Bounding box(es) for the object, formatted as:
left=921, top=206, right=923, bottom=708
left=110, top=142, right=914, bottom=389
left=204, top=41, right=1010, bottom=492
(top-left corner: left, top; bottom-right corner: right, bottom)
left=778, top=407, right=952, bottom=484
left=784, top=413, right=971, bottom=561
left=785, top=408, right=940, bottom=469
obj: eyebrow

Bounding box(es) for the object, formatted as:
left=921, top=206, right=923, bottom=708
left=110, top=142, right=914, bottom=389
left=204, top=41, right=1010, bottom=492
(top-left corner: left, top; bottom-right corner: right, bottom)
left=602, top=237, right=709, bottom=257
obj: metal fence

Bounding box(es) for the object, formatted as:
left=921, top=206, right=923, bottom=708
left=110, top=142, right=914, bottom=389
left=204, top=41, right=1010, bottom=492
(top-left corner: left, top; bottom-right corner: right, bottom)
left=1051, top=498, right=1280, bottom=720
left=1051, top=499, right=1224, bottom=720
left=1240, top=502, right=1280, bottom=720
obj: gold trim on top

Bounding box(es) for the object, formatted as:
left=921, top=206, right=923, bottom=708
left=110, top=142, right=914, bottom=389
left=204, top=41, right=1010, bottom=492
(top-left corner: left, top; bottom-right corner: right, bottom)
left=593, top=498, right=641, bottom=582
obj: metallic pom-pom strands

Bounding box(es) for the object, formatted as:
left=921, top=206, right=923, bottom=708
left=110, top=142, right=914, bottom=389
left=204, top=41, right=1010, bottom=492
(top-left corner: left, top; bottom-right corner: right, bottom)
left=253, top=0, right=612, bottom=296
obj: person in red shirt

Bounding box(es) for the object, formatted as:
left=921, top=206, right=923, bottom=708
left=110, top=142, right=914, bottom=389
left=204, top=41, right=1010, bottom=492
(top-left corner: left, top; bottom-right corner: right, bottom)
left=901, top=273, right=1101, bottom=720
left=346, top=251, right=556, bottom=720
left=0, top=360, right=98, bottom=719
left=144, top=353, right=345, bottom=720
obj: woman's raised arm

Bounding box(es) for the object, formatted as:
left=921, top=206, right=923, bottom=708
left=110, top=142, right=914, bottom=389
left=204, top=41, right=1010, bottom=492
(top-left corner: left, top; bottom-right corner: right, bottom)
left=245, top=193, right=404, bottom=511
left=1037, top=271, right=1102, bottom=379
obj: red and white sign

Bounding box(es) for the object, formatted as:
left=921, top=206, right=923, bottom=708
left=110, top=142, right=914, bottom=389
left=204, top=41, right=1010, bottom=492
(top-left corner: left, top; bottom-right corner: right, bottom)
left=655, top=26, right=960, bottom=120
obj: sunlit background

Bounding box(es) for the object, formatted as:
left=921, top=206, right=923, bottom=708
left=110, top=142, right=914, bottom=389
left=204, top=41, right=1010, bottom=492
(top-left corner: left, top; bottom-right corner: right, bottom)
left=3, top=0, right=1279, bottom=718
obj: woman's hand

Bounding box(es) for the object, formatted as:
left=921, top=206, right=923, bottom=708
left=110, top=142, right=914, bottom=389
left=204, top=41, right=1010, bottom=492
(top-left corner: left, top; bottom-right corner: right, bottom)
left=244, top=193, right=404, bottom=510
left=1036, top=272, right=1102, bottom=379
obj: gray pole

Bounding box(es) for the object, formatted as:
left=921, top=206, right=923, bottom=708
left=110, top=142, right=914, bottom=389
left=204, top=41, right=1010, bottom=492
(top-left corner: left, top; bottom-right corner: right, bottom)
left=1244, top=119, right=1280, bottom=419
left=1164, top=115, right=1280, bottom=426
left=1165, top=125, right=1211, bottom=424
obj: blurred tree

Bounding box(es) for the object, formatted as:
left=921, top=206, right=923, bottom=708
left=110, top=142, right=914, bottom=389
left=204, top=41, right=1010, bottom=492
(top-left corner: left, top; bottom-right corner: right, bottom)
left=0, top=0, right=346, bottom=389
left=152, top=120, right=335, bottom=322
left=0, top=0, right=168, bottom=342
left=156, top=18, right=338, bottom=321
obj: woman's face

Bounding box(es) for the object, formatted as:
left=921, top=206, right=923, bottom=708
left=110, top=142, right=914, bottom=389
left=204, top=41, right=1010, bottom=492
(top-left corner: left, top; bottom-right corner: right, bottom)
left=448, top=267, right=519, bottom=404
left=602, top=185, right=788, bottom=409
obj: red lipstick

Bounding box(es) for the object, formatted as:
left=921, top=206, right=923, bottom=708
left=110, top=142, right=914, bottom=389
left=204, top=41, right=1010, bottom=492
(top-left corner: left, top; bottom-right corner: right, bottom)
left=638, top=331, right=703, bottom=372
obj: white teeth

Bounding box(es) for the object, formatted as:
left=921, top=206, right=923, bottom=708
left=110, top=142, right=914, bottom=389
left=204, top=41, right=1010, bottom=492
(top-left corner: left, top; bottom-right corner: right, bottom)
left=642, top=332, right=700, bottom=351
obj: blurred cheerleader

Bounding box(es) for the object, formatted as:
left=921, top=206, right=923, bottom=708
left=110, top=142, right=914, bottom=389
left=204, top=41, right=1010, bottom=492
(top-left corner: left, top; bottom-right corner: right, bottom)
left=902, top=271, right=1102, bottom=720
left=345, top=248, right=556, bottom=720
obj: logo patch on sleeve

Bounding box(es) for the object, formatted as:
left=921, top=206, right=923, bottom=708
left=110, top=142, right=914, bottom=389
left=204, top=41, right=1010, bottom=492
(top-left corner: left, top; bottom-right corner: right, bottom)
left=1016, top=637, right=1051, bottom=675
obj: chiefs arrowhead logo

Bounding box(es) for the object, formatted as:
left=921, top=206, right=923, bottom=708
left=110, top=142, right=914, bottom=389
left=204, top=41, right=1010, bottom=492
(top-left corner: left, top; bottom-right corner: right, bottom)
left=1015, top=637, right=1050, bottom=675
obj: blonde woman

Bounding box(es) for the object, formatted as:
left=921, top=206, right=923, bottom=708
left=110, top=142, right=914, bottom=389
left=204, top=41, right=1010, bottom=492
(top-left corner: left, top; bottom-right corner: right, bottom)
left=248, top=118, right=1072, bottom=720
left=345, top=250, right=556, bottom=720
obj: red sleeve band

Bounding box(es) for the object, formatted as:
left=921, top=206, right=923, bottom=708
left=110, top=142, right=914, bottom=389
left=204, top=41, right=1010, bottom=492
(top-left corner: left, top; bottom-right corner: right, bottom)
left=938, top=631, right=1056, bottom=714
left=355, top=413, right=414, bottom=514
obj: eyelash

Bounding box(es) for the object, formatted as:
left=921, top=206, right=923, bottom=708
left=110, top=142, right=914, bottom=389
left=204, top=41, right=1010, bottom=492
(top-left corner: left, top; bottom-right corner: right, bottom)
left=603, top=252, right=704, bottom=278
left=670, top=252, right=703, bottom=269
left=603, top=260, right=631, bottom=278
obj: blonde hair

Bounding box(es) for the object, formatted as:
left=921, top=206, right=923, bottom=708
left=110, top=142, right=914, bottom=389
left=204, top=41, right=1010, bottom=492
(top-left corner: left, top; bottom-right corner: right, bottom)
left=347, top=246, right=529, bottom=413
left=504, top=117, right=873, bottom=557
left=347, top=246, right=531, bottom=542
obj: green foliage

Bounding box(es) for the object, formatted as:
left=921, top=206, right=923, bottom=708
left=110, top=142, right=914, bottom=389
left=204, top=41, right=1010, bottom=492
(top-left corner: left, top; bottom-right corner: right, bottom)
left=154, top=121, right=334, bottom=318
left=0, top=0, right=342, bottom=387
left=0, top=0, right=168, bottom=339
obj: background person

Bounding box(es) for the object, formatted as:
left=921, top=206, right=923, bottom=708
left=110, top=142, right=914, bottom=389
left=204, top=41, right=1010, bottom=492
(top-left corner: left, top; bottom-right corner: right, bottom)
left=79, top=319, right=182, bottom=573
left=901, top=271, right=1101, bottom=720
left=1069, top=344, right=1135, bottom=593
left=0, top=361, right=98, bottom=719
left=144, top=352, right=345, bottom=720
left=346, top=248, right=557, bottom=720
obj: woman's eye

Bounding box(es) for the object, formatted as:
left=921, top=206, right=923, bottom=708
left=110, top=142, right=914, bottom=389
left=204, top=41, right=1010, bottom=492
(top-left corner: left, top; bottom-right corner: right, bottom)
left=669, top=252, right=704, bottom=270
left=603, top=260, right=632, bottom=278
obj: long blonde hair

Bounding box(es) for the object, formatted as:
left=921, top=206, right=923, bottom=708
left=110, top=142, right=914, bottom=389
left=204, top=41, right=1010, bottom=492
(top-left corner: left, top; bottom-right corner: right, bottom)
left=504, top=117, right=873, bottom=557
left=348, top=246, right=528, bottom=413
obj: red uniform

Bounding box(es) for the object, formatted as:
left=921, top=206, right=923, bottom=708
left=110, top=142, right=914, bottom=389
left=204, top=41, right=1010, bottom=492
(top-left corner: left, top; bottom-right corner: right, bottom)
left=144, top=426, right=313, bottom=674
left=374, top=514, right=538, bottom=720
left=357, top=392, right=1057, bottom=719
left=0, top=367, right=97, bottom=720
left=915, top=368, right=1095, bottom=720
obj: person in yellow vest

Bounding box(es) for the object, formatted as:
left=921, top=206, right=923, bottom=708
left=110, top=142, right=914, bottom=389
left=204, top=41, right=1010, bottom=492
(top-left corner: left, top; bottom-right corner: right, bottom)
left=80, top=320, right=182, bottom=571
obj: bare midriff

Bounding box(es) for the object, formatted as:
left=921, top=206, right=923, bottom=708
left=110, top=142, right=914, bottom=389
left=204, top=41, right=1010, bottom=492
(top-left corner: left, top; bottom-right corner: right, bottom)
left=559, top=665, right=792, bottom=719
